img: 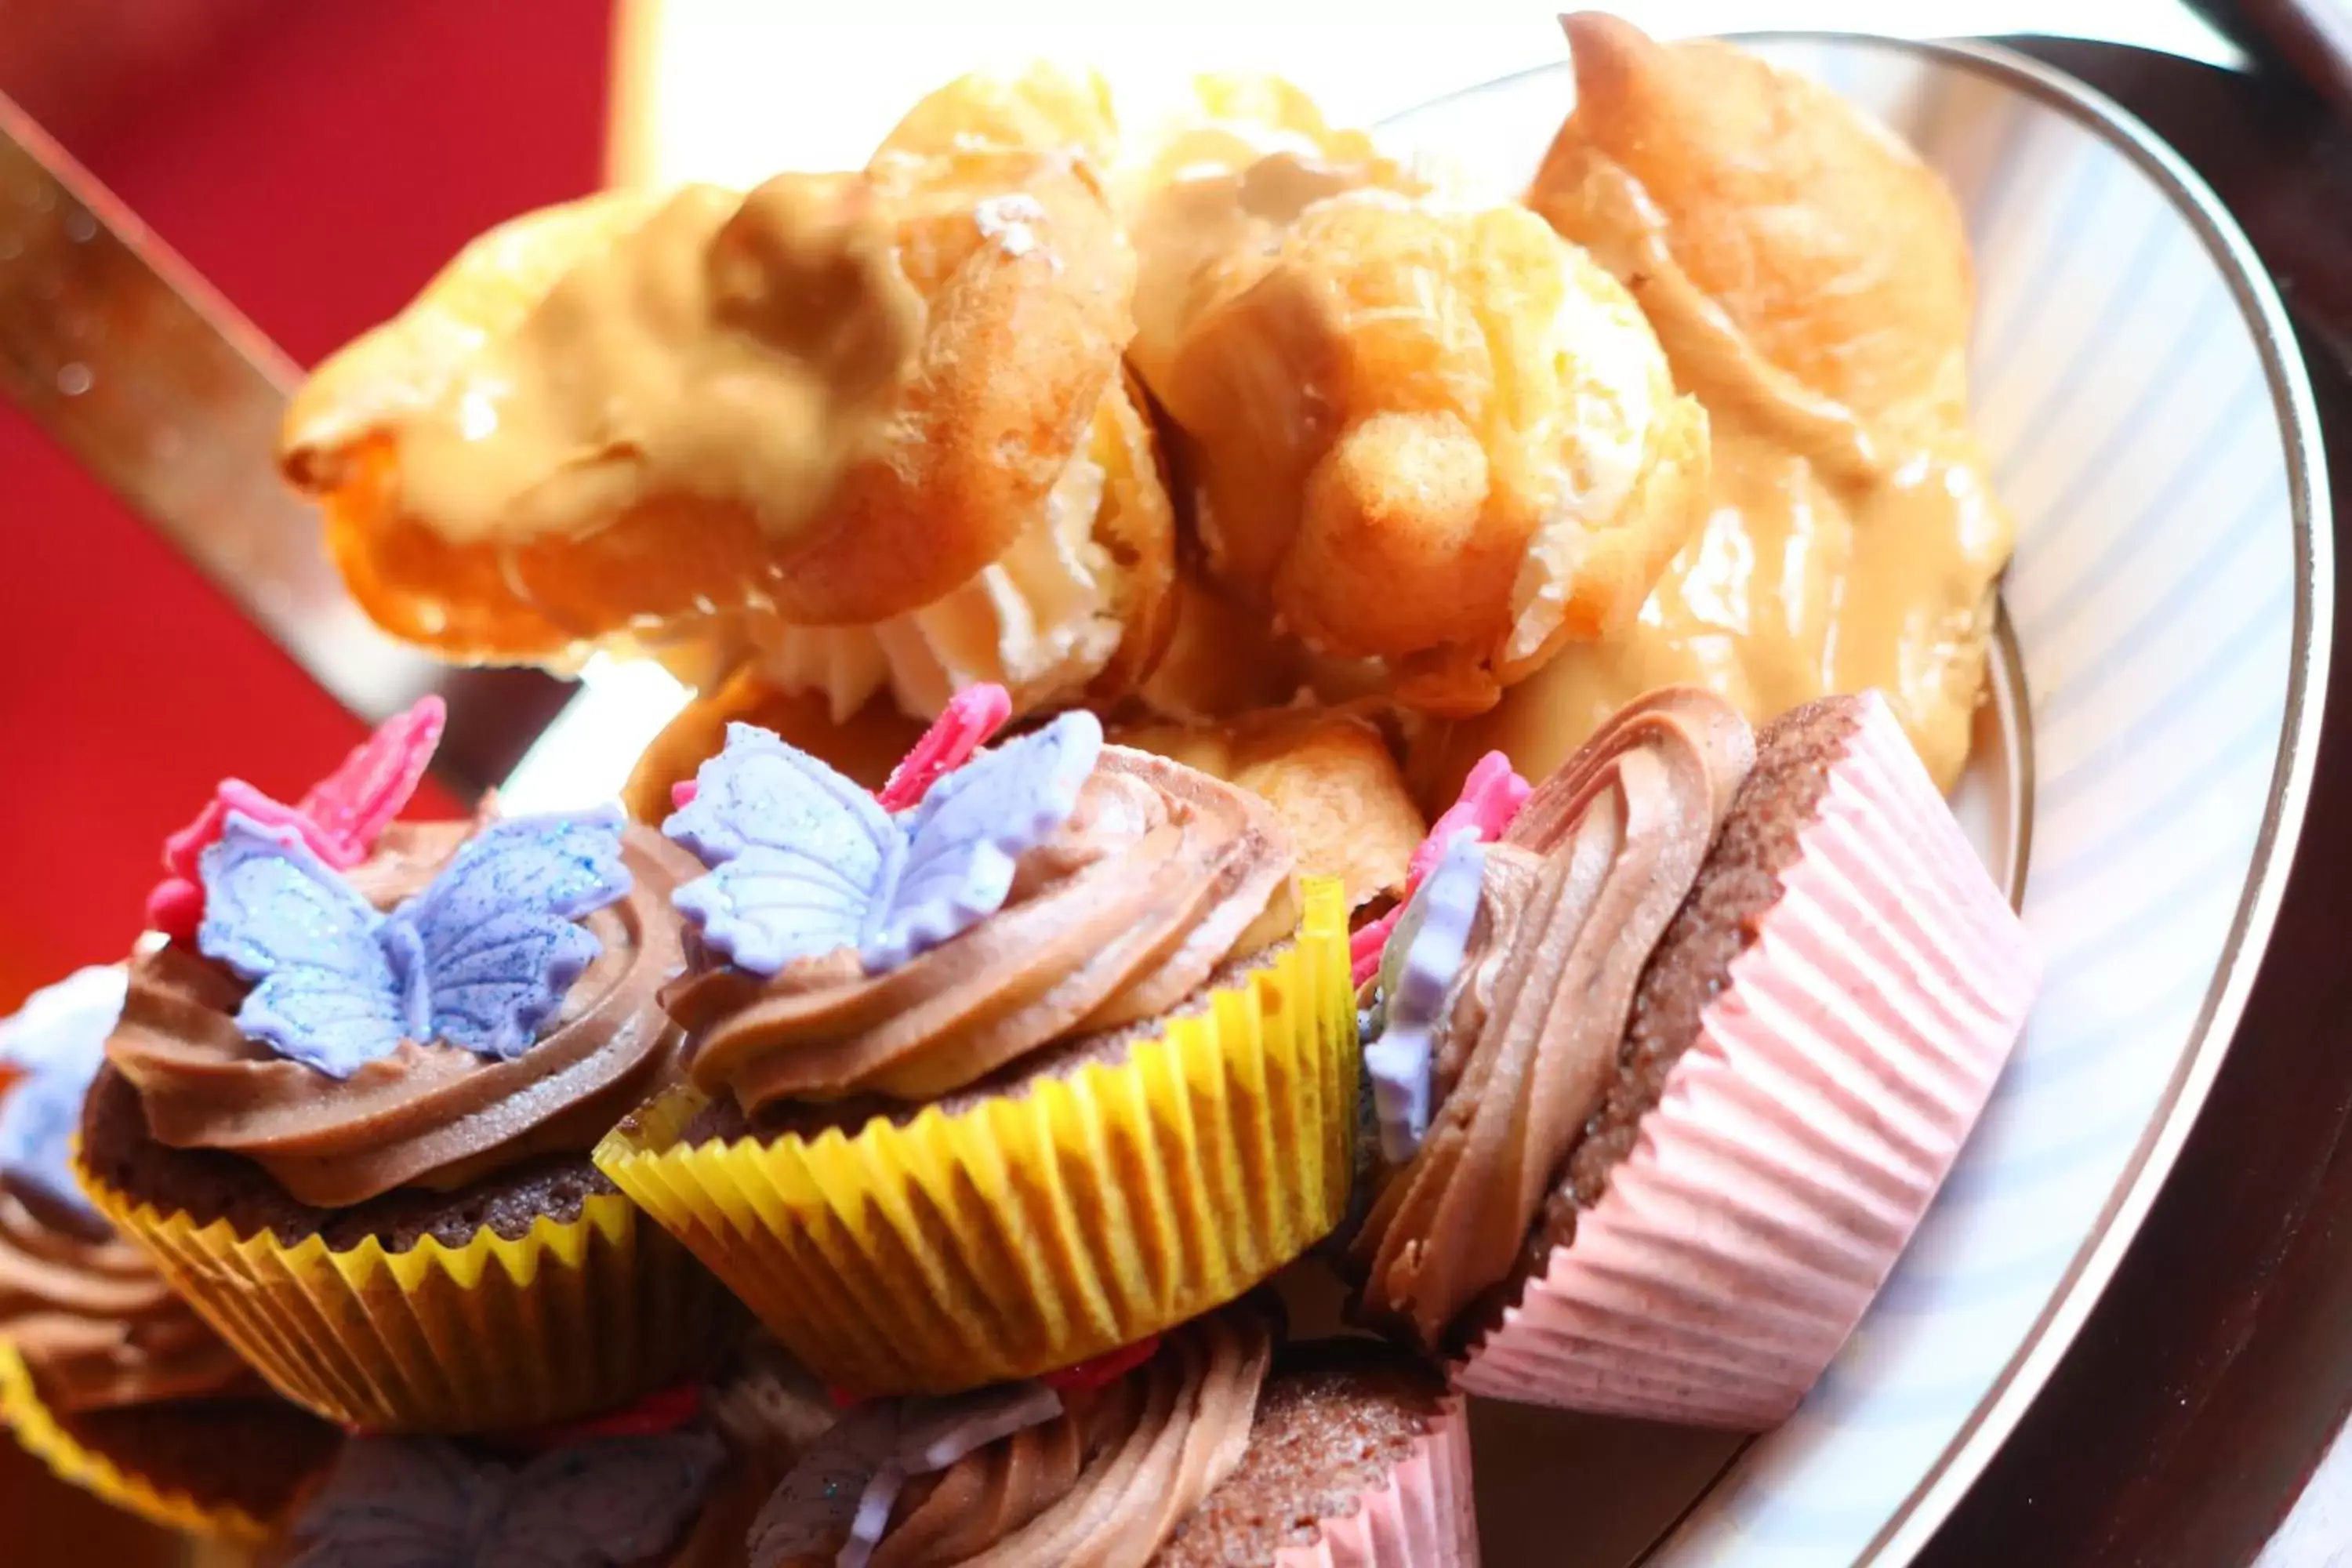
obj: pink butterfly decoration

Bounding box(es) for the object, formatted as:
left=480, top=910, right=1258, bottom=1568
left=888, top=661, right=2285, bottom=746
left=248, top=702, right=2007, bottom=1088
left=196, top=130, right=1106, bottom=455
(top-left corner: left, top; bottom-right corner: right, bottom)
left=1349, top=750, right=1531, bottom=986
left=668, top=684, right=1014, bottom=814
left=147, top=697, right=446, bottom=942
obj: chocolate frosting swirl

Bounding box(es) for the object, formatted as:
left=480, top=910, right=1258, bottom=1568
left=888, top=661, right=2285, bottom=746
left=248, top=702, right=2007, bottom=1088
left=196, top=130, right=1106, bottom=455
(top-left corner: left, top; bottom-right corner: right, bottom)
left=669, top=748, right=1297, bottom=1111
left=1352, top=688, right=1753, bottom=1345
left=0, top=1185, right=252, bottom=1413
left=107, top=821, right=699, bottom=1209
left=760, top=1309, right=1271, bottom=1568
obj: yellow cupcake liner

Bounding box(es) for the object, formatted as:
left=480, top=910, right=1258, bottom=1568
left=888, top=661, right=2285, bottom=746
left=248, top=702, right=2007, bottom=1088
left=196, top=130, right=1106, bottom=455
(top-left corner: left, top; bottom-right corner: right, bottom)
left=0, top=1340, right=273, bottom=1541
left=596, top=879, right=1360, bottom=1396
left=71, top=1174, right=745, bottom=1435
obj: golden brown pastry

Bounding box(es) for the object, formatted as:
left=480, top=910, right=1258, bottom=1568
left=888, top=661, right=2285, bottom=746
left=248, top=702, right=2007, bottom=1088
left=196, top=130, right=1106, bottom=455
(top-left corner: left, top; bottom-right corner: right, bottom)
left=873, top=62, right=1120, bottom=169
left=1449, top=13, right=2013, bottom=794
left=1102, top=72, right=1708, bottom=716
left=1120, top=74, right=1418, bottom=391
left=1111, top=706, right=1426, bottom=915
left=1142, top=187, right=1709, bottom=716
left=736, top=360, right=1176, bottom=721
left=284, top=140, right=1177, bottom=722
left=620, top=669, right=927, bottom=826
left=1135, top=556, right=1409, bottom=724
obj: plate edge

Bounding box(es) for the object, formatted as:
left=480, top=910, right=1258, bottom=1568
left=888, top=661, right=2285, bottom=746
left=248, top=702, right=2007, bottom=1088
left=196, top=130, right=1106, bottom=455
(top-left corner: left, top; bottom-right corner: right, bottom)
left=1836, top=32, right=2332, bottom=1568
left=1381, top=30, right=2333, bottom=1567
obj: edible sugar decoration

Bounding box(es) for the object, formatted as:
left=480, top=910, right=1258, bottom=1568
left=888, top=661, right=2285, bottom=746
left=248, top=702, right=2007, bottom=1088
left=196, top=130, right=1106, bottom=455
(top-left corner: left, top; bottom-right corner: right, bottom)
left=875, top=684, right=1014, bottom=811
left=1364, top=830, right=1487, bottom=1163
left=1040, top=1333, right=1163, bottom=1394
left=197, top=807, right=633, bottom=1078
left=748, top=1381, right=1065, bottom=1568
left=0, top=965, right=129, bottom=1229
left=665, top=708, right=1101, bottom=979
left=511, top=1384, right=702, bottom=1450
left=670, top=683, right=1012, bottom=814
left=148, top=697, right=445, bottom=942
left=286, top=1429, right=725, bottom=1568
left=1350, top=750, right=1529, bottom=985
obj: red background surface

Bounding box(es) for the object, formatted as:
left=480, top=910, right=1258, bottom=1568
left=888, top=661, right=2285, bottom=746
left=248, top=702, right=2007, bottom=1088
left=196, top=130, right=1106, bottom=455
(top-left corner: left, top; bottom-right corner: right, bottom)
left=0, top=1, right=612, bottom=1010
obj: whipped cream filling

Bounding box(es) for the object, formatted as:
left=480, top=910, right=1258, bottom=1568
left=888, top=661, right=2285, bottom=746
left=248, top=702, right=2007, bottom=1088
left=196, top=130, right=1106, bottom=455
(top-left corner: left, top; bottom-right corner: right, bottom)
left=1504, top=265, right=1667, bottom=664
left=751, top=438, right=1118, bottom=722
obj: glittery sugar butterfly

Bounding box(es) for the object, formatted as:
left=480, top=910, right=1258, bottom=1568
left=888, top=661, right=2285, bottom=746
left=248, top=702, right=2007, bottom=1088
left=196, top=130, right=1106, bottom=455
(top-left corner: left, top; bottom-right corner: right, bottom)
left=0, top=965, right=128, bottom=1225
left=196, top=808, right=632, bottom=1078
left=148, top=696, right=446, bottom=942
left=1366, top=829, right=1490, bottom=1163
left=286, top=1431, right=725, bottom=1568
left=669, top=682, right=1015, bottom=815
left=665, top=710, right=1101, bottom=978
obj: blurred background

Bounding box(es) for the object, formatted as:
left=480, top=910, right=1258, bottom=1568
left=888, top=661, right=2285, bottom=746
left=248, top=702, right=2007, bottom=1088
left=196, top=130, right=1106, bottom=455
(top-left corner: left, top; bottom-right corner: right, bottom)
left=0, top=0, right=2310, bottom=1556
left=0, top=1, right=606, bottom=1542
left=0, top=0, right=608, bottom=1019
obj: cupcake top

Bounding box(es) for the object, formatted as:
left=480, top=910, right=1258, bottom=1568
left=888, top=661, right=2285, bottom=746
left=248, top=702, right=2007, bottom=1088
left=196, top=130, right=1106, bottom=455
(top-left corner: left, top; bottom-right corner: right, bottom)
left=1351, top=687, right=1754, bottom=1346
left=661, top=693, right=1298, bottom=1113
left=285, top=1425, right=729, bottom=1568
left=746, top=1310, right=1454, bottom=1567
left=103, top=704, right=699, bottom=1210
left=749, top=1308, right=1272, bottom=1566
left=0, top=965, right=252, bottom=1412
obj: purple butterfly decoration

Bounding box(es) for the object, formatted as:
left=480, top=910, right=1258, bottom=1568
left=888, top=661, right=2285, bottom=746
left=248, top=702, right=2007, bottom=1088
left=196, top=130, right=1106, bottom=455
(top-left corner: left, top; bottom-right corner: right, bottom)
left=1365, top=829, right=1487, bottom=1163
left=285, top=1430, right=725, bottom=1568
left=197, top=808, right=632, bottom=1079
left=665, top=711, right=1102, bottom=978
left=0, top=965, right=127, bottom=1229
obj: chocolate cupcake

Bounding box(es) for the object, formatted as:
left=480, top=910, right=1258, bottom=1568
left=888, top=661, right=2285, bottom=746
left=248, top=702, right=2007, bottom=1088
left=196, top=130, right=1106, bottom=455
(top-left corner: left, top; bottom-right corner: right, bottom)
left=1156, top=1338, right=1475, bottom=1568
left=1351, top=688, right=2038, bottom=1427
left=0, top=966, right=339, bottom=1539
left=746, top=1306, right=1471, bottom=1566
left=281, top=1422, right=741, bottom=1567
left=597, top=692, right=1360, bottom=1398
left=75, top=702, right=744, bottom=1434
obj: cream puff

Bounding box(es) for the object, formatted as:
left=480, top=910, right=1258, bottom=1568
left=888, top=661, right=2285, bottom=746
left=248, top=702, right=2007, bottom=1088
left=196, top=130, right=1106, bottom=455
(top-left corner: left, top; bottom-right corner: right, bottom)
left=1468, top=13, right=2014, bottom=793
left=1142, top=185, right=1710, bottom=715
left=873, top=62, right=1120, bottom=169
left=285, top=140, right=1176, bottom=724
left=1112, top=705, right=1427, bottom=918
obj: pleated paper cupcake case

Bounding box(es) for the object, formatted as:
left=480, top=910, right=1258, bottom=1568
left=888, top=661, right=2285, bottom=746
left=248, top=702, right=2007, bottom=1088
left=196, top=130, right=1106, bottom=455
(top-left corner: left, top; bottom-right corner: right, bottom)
left=0, top=1340, right=276, bottom=1541
left=1454, top=698, right=2037, bottom=1428
left=1276, top=1394, right=1479, bottom=1568
left=599, top=879, right=1361, bottom=1396
left=74, top=1173, right=745, bottom=1435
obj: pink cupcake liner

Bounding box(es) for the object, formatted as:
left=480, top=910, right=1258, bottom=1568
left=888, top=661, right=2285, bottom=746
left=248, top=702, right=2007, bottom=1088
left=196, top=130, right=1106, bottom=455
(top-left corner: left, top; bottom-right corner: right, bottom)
left=1276, top=1396, right=1478, bottom=1568
left=1455, top=693, right=2038, bottom=1428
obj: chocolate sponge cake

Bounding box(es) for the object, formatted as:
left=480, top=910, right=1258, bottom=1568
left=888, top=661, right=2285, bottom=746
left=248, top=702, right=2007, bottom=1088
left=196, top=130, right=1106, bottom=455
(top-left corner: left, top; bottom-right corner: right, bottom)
left=1156, top=1338, right=1470, bottom=1568
left=1353, top=688, right=2038, bottom=1428
left=1536, top=697, right=1870, bottom=1266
